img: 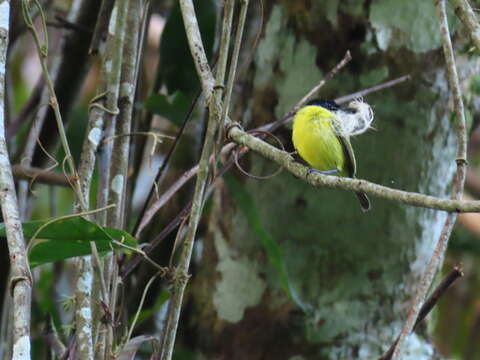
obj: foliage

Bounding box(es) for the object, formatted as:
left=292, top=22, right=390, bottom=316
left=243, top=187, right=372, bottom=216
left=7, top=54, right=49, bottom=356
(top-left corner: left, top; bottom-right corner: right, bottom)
left=0, top=216, right=137, bottom=267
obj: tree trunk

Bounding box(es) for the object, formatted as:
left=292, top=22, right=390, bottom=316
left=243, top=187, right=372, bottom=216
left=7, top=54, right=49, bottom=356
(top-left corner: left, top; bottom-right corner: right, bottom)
left=182, top=1, right=475, bottom=359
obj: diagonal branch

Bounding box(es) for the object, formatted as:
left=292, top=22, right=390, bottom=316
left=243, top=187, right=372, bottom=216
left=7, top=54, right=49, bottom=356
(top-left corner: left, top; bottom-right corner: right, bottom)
left=450, top=0, right=480, bottom=50
left=380, top=265, right=464, bottom=360
left=389, top=1, right=468, bottom=359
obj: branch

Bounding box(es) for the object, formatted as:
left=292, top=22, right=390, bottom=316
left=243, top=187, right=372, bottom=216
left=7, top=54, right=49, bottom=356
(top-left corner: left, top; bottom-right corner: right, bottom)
left=227, top=126, right=477, bottom=211
left=256, top=51, right=353, bottom=134
left=158, top=0, right=228, bottom=358
left=0, top=1, right=32, bottom=358
left=12, top=164, right=74, bottom=186
left=107, top=0, right=142, bottom=228
left=22, top=0, right=87, bottom=211
left=95, top=0, right=131, bottom=357
left=380, top=265, right=464, bottom=360
left=177, top=0, right=215, bottom=98
left=134, top=161, right=202, bottom=238
left=74, top=257, right=93, bottom=359
left=390, top=1, right=468, bottom=359
left=74, top=0, right=132, bottom=356
left=43, top=315, right=66, bottom=359
left=295, top=51, right=352, bottom=114
left=29, top=0, right=101, bottom=170
left=334, top=74, right=411, bottom=104
left=221, top=0, right=248, bottom=125
left=214, top=0, right=235, bottom=145
left=89, top=0, right=115, bottom=54
left=450, top=0, right=480, bottom=50
left=413, top=265, right=464, bottom=331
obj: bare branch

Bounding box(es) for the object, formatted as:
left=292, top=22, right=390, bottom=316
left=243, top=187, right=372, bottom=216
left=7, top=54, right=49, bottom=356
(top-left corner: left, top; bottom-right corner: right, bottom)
left=12, top=164, right=73, bottom=186
left=22, top=0, right=87, bottom=211
left=334, top=74, right=411, bottom=104
left=390, top=1, right=468, bottom=359
left=450, top=0, right=480, bottom=50
left=178, top=0, right=215, bottom=99
left=0, top=1, right=32, bottom=358
left=380, top=265, right=464, bottom=360
left=158, top=0, right=229, bottom=358
left=221, top=0, right=249, bottom=125
left=107, top=0, right=143, bottom=229
left=227, top=126, right=476, bottom=212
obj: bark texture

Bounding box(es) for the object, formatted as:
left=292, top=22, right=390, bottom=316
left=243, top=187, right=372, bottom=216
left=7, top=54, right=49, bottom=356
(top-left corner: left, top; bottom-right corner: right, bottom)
left=0, top=1, right=32, bottom=359
left=180, top=1, right=477, bottom=359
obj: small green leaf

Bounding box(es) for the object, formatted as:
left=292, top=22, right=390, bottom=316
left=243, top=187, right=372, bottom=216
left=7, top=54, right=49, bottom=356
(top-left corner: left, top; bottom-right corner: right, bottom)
left=0, top=217, right=137, bottom=267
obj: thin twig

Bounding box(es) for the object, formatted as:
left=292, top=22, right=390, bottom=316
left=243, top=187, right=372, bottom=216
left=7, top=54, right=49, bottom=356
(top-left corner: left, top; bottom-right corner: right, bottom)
left=390, top=1, right=468, bottom=359
left=256, top=50, right=352, bottom=133
left=124, top=273, right=160, bottom=348
left=72, top=10, right=121, bottom=353
left=6, top=77, right=43, bottom=139
left=113, top=240, right=169, bottom=275
left=43, top=315, right=66, bottom=359
left=22, top=0, right=87, bottom=211
left=334, top=74, right=411, bottom=104
left=123, top=203, right=192, bottom=279
left=12, top=164, right=74, bottom=186
left=413, top=265, right=464, bottom=330
left=294, top=51, right=352, bottom=114
left=131, top=90, right=201, bottom=237
left=216, top=0, right=235, bottom=88
left=213, top=0, right=235, bottom=161
left=380, top=265, right=464, bottom=360
left=177, top=0, right=215, bottom=100
left=221, top=0, right=249, bottom=126
left=258, top=73, right=410, bottom=133
left=134, top=162, right=202, bottom=238
left=49, top=15, right=92, bottom=33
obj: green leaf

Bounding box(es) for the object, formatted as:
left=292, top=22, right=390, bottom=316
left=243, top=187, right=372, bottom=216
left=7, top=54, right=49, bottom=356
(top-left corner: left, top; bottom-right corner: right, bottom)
left=0, top=216, right=137, bottom=267
left=142, top=92, right=190, bottom=127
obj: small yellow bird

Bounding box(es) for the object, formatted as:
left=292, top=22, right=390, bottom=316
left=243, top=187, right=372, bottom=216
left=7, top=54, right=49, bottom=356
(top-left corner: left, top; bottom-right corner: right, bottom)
left=292, top=99, right=371, bottom=212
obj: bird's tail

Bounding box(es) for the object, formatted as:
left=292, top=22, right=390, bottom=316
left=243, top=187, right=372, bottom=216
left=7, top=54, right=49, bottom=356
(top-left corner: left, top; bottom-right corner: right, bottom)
left=355, top=192, right=371, bottom=212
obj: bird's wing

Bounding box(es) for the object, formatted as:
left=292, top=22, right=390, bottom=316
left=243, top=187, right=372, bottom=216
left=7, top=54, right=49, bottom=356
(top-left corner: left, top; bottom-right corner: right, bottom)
left=339, top=135, right=356, bottom=178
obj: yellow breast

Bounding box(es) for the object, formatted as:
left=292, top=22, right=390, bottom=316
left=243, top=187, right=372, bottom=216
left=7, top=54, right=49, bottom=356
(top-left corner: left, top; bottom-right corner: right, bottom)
left=292, top=105, right=346, bottom=175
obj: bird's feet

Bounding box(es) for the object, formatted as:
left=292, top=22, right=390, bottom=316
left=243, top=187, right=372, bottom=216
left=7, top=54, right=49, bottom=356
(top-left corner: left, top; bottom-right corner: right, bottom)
left=307, top=167, right=339, bottom=175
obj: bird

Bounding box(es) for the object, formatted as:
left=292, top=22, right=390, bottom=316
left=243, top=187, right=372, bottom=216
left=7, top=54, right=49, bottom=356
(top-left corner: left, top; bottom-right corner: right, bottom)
left=292, top=99, right=371, bottom=212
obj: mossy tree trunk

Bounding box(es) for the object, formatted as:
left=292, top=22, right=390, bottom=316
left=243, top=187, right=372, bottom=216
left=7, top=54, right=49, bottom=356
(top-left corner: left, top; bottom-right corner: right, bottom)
left=181, top=1, right=477, bottom=359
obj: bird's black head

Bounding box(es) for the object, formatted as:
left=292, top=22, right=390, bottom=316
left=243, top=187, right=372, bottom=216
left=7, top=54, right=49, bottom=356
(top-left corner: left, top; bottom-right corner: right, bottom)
left=306, top=99, right=341, bottom=112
